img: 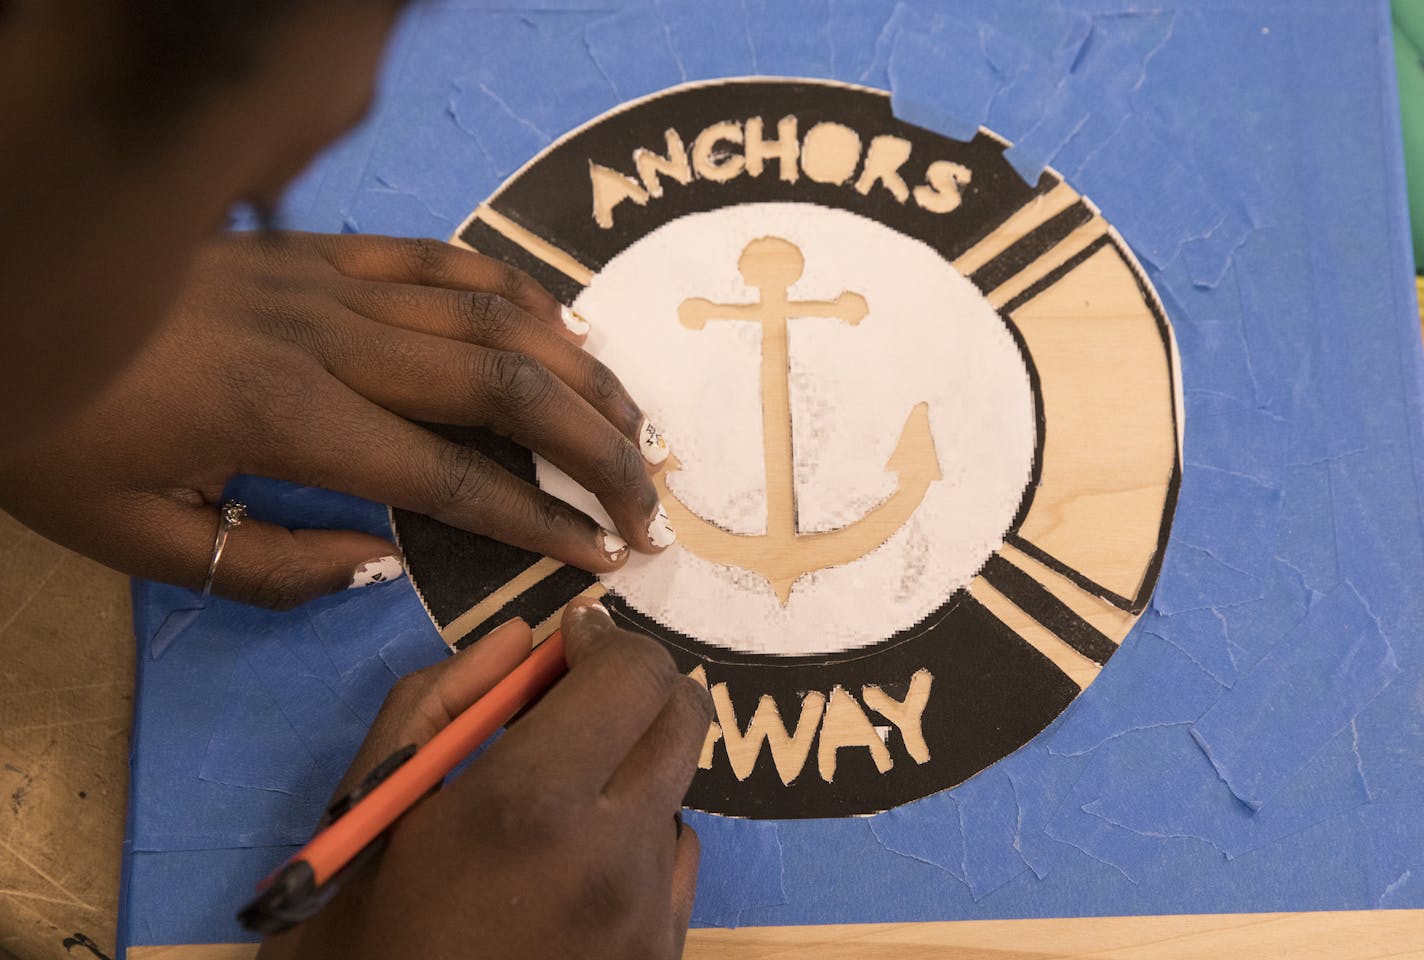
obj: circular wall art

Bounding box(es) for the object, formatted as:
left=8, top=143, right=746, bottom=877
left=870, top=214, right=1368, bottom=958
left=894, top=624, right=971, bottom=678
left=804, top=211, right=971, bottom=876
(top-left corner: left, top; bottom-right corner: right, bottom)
left=393, top=78, right=1182, bottom=819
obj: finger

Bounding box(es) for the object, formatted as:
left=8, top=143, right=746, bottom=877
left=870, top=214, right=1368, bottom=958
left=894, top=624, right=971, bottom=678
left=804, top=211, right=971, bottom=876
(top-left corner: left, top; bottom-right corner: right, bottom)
left=315, top=234, right=588, bottom=343
left=319, top=324, right=665, bottom=551
left=258, top=383, right=637, bottom=569
left=333, top=617, right=533, bottom=799
left=483, top=601, right=679, bottom=794
left=670, top=823, right=700, bottom=958
left=601, top=672, right=712, bottom=812
left=126, top=492, right=405, bottom=611
left=336, top=282, right=667, bottom=466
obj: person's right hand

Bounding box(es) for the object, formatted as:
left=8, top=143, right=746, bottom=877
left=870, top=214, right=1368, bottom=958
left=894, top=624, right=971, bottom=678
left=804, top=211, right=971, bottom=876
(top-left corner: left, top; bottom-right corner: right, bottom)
left=258, top=599, right=712, bottom=960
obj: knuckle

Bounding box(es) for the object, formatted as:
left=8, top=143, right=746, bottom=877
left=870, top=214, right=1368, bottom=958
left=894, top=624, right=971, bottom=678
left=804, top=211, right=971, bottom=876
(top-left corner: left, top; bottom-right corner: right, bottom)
left=587, top=440, right=647, bottom=501
left=484, top=350, right=553, bottom=409
left=585, top=358, right=625, bottom=404
left=493, top=260, right=534, bottom=304
left=532, top=490, right=567, bottom=536
left=425, top=443, right=496, bottom=513
left=458, top=292, right=521, bottom=343
left=404, top=237, right=449, bottom=280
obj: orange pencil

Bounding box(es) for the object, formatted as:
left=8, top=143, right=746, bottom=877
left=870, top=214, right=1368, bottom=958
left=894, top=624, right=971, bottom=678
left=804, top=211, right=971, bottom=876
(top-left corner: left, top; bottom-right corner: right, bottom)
left=239, top=630, right=569, bottom=934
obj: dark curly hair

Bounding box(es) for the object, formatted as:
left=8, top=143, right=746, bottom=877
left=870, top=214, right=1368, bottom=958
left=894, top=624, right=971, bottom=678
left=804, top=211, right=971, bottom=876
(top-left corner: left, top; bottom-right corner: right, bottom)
left=112, top=1, right=302, bottom=127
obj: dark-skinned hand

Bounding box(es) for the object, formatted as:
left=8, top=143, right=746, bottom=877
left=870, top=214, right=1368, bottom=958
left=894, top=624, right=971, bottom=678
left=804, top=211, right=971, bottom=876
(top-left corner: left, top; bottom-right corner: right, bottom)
left=257, top=600, right=709, bottom=960
left=0, top=230, right=674, bottom=609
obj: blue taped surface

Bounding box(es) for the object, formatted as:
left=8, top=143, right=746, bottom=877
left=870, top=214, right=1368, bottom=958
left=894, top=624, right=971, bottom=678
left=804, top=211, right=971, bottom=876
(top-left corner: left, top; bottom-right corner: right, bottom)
left=122, top=0, right=1424, bottom=950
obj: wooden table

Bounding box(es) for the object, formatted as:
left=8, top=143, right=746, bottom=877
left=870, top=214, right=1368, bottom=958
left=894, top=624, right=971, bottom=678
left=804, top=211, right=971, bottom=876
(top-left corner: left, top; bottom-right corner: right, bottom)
left=4, top=283, right=1424, bottom=959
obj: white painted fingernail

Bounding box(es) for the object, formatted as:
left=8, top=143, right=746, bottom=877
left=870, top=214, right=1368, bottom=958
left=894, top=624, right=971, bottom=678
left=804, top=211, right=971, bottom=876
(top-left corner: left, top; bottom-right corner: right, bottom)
left=647, top=504, right=676, bottom=548
left=349, top=555, right=404, bottom=589
left=576, top=601, right=613, bottom=620
left=600, top=529, right=628, bottom=561
left=639, top=418, right=669, bottom=465
left=561, top=304, right=590, bottom=336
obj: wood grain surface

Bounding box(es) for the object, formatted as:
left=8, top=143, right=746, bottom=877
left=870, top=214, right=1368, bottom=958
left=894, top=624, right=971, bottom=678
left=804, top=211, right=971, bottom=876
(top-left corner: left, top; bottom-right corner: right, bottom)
left=124, top=910, right=1424, bottom=960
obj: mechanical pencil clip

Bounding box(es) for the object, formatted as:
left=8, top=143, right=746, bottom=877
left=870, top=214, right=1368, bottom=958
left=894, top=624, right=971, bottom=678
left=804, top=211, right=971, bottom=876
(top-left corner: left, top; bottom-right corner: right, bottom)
left=237, top=629, right=569, bottom=935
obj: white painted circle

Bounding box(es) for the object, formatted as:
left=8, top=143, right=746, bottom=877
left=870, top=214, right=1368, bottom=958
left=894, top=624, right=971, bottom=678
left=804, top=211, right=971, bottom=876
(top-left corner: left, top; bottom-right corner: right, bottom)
left=536, top=202, right=1036, bottom=656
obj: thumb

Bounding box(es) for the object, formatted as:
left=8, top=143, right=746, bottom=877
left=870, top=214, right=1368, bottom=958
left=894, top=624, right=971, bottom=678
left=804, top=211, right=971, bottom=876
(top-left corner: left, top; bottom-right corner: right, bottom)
left=141, top=494, right=407, bottom=610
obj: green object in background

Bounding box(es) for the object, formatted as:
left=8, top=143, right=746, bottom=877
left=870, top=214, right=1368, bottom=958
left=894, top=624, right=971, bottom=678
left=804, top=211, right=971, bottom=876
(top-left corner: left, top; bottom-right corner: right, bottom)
left=1393, top=0, right=1424, bottom=271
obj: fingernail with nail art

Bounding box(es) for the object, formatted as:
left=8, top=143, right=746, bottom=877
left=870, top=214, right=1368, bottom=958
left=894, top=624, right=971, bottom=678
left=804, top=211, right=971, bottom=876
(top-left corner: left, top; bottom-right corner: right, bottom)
left=349, top=555, right=405, bottom=589
left=561, top=305, right=590, bottom=336
left=639, top=418, right=669, bottom=465
left=647, top=504, right=676, bottom=548
left=600, top=529, right=628, bottom=561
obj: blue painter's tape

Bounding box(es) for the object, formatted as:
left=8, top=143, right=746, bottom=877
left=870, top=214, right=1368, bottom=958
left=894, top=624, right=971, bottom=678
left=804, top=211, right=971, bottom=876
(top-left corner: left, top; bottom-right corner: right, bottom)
left=742, top=0, right=835, bottom=78
left=661, top=0, right=758, bottom=80
left=1151, top=540, right=1264, bottom=616
left=1213, top=558, right=1313, bottom=676
left=1190, top=581, right=1400, bottom=811
left=684, top=812, right=786, bottom=925
left=827, top=0, right=901, bottom=83
left=867, top=790, right=966, bottom=881
left=1072, top=114, right=1225, bottom=269
left=949, top=770, right=1032, bottom=900
left=1136, top=607, right=1238, bottom=688
left=1046, top=634, right=1224, bottom=758
left=1170, top=464, right=1284, bottom=594
left=1082, top=718, right=1372, bottom=861
left=888, top=28, right=999, bottom=144
left=585, top=9, right=688, bottom=103
left=198, top=658, right=317, bottom=797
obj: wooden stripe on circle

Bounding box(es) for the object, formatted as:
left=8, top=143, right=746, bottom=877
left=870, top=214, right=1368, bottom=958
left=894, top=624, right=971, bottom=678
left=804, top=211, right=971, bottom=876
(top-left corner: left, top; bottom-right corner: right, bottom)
left=967, top=201, right=1094, bottom=295
left=979, top=555, right=1119, bottom=665
left=476, top=204, right=596, bottom=286
left=531, top=581, right=609, bottom=646
left=951, top=181, right=1081, bottom=276
left=439, top=557, right=566, bottom=646
left=987, top=215, right=1109, bottom=309
left=998, top=541, right=1138, bottom=644
left=967, top=576, right=1101, bottom=690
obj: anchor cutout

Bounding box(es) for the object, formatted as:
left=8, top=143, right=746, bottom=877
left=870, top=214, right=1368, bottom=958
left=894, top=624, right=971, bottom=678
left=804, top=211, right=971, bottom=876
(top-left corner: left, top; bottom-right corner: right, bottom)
left=656, top=236, right=942, bottom=604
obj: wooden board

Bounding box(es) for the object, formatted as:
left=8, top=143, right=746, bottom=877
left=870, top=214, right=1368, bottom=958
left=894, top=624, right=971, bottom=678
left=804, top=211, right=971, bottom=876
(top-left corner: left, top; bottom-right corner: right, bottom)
left=125, top=910, right=1424, bottom=960
left=393, top=78, right=1182, bottom=821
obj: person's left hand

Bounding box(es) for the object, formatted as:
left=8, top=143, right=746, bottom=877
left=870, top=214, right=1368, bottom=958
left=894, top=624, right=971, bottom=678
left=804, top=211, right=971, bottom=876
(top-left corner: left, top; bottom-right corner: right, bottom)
left=0, top=230, right=673, bottom=608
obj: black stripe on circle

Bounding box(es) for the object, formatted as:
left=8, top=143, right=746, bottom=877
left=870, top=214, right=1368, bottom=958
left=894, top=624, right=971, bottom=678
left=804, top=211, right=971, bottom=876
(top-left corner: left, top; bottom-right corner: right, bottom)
left=459, top=218, right=587, bottom=306
left=968, top=201, right=1093, bottom=295
left=979, top=554, right=1119, bottom=665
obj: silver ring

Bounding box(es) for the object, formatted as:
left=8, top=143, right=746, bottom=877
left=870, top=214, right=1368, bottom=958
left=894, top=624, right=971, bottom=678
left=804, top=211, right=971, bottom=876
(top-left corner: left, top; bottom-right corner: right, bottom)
left=202, top=501, right=247, bottom=599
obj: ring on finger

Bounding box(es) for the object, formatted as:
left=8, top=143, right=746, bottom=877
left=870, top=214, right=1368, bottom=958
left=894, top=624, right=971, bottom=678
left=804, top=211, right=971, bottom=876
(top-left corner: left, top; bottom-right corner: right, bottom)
left=202, top=500, right=247, bottom=599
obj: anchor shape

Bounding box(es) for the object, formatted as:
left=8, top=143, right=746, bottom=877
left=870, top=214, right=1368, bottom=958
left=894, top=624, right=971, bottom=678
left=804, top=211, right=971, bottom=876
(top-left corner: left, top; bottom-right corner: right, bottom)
left=656, top=236, right=942, bottom=604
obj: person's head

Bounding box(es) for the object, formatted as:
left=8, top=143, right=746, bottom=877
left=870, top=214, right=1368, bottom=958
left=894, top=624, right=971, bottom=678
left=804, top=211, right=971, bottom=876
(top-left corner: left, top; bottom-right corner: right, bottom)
left=0, top=0, right=405, bottom=449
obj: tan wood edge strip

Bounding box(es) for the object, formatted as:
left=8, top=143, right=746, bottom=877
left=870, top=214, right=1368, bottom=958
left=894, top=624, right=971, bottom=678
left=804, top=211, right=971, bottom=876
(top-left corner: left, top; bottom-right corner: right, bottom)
left=998, top=542, right=1137, bottom=645
left=530, top=581, right=609, bottom=646
left=438, top=556, right=566, bottom=646
left=968, top=575, right=1100, bottom=689
left=476, top=204, right=596, bottom=286
left=951, top=181, right=1081, bottom=276
left=128, top=908, right=1424, bottom=960
left=988, top=216, right=1108, bottom=309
